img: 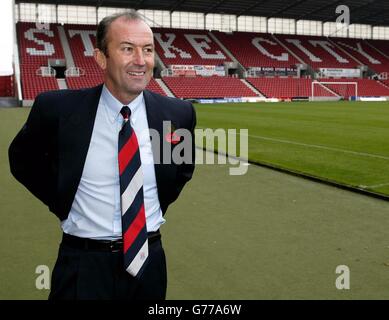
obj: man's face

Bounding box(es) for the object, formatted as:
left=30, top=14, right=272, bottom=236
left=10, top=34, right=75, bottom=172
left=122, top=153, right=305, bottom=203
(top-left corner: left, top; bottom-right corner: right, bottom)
left=96, top=18, right=155, bottom=104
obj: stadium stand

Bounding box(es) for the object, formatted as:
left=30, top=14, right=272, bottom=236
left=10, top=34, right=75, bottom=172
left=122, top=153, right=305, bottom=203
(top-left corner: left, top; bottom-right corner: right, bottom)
left=162, top=75, right=257, bottom=99
left=64, top=23, right=103, bottom=89
left=13, top=21, right=389, bottom=101
left=153, top=28, right=231, bottom=66
left=213, top=31, right=300, bottom=68
left=330, top=37, right=389, bottom=74
left=17, top=22, right=63, bottom=99
left=275, top=34, right=359, bottom=70
left=366, top=39, right=389, bottom=64
left=66, top=73, right=103, bottom=89
left=147, top=78, right=167, bottom=96
left=247, top=77, right=336, bottom=99
left=319, top=78, right=389, bottom=98
left=0, top=76, right=14, bottom=97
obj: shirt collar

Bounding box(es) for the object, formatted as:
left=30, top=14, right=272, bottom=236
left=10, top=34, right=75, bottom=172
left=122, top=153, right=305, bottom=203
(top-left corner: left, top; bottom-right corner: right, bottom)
left=101, top=85, right=144, bottom=124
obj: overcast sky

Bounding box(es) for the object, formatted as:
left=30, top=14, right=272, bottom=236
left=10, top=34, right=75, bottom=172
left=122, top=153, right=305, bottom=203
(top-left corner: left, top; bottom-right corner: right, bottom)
left=0, top=0, right=14, bottom=75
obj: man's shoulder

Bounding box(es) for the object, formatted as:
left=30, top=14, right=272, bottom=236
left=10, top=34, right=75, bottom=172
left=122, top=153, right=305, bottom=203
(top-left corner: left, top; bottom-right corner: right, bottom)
left=35, top=85, right=102, bottom=104
left=144, top=90, right=193, bottom=111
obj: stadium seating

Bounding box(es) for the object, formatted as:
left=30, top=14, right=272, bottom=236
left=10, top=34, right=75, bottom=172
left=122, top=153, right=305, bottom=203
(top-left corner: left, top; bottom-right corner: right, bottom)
left=162, top=76, right=257, bottom=99
left=330, top=38, right=389, bottom=74
left=66, top=74, right=103, bottom=89
left=15, top=21, right=389, bottom=101
left=213, top=31, right=299, bottom=68
left=64, top=24, right=104, bottom=89
left=18, top=22, right=65, bottom=64
left=0, top=75, right=14, bottom=97
left=146, top=78, right=167, bottom=96
left=21, top=73, right=59, bottom=100
left=318, top=78, right=389, bottom=97
left=247, top=77, right=336, bottom=99
left=153, top=28, right=231, bottom=66
left=379, top=79, right=389, bottom=88
left=64, top=24, right=99, bottom=70
left=365, top=39, right=389, bottom=75
left=275, top=34, right=359, bottom=70
left=17, top=22, right=62, bottom=99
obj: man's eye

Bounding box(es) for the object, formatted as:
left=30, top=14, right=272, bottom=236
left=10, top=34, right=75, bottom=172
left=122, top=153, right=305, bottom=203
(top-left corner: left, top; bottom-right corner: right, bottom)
left=123, top=47, right=133, bottom=52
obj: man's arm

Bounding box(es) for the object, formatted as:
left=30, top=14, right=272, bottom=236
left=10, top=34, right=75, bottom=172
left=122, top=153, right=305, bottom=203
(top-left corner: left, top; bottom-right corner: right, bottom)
left=8, top=94, right=57, bottom=208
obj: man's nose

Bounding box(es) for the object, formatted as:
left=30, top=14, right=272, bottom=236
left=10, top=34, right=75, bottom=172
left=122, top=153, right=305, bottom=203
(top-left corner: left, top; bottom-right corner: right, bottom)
left=133, top=48, right=145, bottom=65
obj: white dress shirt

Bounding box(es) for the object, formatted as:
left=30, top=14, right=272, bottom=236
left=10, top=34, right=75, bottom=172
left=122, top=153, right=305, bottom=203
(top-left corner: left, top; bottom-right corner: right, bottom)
left=61, top=86, right=165, bottom=239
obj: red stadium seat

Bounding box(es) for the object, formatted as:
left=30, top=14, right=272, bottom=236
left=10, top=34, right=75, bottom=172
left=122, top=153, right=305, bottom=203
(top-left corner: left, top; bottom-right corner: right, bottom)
left=162, top=76, right=257, bottom=99
left=247, top=77, right=336, bottom=99
left=213, top=31, right=299, bottom=68
left=153, top=28, right=231, bottom=66
left=17, top=22, right=62, bottom=99
left=0, top=75, right=14, bottom=97
left=275, top=34, right=359, bottom=70
left=319, top=78, right=389, bottom=98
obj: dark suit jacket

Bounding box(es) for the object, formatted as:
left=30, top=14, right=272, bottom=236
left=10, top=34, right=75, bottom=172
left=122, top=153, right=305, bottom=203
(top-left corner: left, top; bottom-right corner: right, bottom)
left=8, top=85, right=196, bottom=221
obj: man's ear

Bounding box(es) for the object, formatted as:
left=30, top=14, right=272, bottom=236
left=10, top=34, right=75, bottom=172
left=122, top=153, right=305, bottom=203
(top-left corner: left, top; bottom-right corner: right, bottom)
left=94, top=48, right=107, bottom=70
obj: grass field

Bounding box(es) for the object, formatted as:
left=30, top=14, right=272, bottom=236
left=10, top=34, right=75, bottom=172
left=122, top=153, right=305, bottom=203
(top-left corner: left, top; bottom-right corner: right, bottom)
left=194, top=101, right=389, bottom=196
left=1, top=101, right=389, bottom=299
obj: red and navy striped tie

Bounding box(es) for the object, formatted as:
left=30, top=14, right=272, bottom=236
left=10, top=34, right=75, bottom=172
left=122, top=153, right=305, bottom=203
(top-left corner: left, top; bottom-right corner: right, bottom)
left=118, top=106, right=148, bottom=277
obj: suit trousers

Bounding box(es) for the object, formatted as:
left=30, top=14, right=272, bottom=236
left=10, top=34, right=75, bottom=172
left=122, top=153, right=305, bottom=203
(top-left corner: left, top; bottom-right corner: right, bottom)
left=48, top=235, right=167, bottom=300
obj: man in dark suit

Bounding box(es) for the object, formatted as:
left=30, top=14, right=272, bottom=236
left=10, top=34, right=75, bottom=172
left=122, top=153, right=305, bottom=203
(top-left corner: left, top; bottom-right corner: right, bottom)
left=8, top=11, right=196, bottom=300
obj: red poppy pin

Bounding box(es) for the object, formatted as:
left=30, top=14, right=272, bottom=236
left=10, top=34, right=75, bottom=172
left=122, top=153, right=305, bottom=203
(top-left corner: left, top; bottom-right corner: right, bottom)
left=165, top=124, right=181, bottom=145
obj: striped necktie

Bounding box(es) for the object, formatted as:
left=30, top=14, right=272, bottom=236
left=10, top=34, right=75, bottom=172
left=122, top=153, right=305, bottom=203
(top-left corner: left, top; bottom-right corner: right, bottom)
left=118, top=106, right=148, bottom=277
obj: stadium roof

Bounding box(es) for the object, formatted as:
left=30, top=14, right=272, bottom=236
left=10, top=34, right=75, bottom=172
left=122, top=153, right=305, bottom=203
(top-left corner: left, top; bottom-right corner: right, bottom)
left=15, top=0, right=389, bottom=27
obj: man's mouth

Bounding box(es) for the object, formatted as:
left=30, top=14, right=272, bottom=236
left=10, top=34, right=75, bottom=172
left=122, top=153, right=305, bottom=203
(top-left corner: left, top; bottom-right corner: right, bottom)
left=127, top=71, right=146, bottom=76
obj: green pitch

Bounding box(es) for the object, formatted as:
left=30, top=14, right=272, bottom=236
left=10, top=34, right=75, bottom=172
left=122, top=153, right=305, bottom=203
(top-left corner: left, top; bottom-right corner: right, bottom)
left=1, top=101, right=389, bottom=299
left=194, top=101, right=389, bottom=196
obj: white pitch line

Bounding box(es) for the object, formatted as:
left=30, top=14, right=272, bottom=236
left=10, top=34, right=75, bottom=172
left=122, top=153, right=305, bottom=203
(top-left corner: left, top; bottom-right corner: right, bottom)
left=361, top=182, right=389, bottom=189
left=243, top=134, right=389, bottom=161
left=196, top=127, right=389, bottom=161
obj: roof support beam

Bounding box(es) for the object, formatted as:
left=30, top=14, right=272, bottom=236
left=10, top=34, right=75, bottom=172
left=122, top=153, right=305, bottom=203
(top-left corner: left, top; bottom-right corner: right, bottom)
left=204, top=0, right=229, bottom=16
left=135, top=0, right=147, bottom=10
left=237, top=0, right=269, bottom=18
left=169, top=0, right=187, bottom=13
left=355, top=8, right=386, bottom=22
left=270, top=0, right=308, bottom=17
left=296, top=0, right=342, bottom=21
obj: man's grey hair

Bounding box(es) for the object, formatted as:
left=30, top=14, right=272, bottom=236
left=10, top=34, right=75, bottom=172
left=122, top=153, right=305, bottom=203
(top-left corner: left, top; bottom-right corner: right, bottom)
left=96, top=10, right=145, bottom=56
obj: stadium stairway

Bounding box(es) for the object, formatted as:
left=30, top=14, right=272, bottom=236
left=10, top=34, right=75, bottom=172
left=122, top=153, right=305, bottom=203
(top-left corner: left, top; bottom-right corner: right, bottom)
left=155, top=79, right=175, bottom=97
left=240, top=79, right=264, bottom=96
left=57, top=25, right=75, bottom=68
left=208, top=32, right=246, bottom=76
left=57, top=79, right=68, bottom=90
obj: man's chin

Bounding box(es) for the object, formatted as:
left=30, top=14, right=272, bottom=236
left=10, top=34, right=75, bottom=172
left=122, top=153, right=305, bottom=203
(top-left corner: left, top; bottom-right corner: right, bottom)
left=127, top=83, right=149, bottom=94
left=125, top=86, right=146, bottom=97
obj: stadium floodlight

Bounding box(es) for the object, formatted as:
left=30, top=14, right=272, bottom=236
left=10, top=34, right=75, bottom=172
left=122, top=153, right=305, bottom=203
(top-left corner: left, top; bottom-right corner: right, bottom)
left=311, top=80, right=358, bottom=101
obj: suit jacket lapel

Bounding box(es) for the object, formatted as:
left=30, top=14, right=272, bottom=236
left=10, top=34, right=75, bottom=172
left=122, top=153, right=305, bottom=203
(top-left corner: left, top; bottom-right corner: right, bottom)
left=143, top=90, right=177, bottom=212
left=144, top=90, right=163, bottom=137
left=144, top=89, right=164, bottom=169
